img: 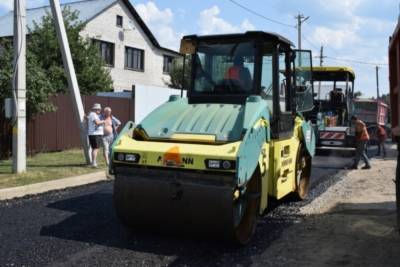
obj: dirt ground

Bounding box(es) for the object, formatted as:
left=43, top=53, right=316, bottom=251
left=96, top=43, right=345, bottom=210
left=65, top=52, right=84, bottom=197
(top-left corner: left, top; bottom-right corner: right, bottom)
left=250, top=146, right=400, bottom=267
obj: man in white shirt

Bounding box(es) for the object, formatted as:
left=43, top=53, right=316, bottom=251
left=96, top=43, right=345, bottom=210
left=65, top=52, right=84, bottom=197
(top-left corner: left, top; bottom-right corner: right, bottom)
left=87, top=103, right=105, bottom=168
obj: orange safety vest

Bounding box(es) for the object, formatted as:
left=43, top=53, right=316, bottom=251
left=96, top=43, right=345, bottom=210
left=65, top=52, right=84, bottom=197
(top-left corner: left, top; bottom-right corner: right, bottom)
left=355, top=120, right=369, bottom=141
left=224, top=66, right=241, bottom=80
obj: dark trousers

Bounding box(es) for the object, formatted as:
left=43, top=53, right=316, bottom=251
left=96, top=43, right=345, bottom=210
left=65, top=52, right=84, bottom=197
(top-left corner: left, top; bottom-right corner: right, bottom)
left=353, top=140, right=370, bottom=167
left=377, top=141, right=386, bottom=158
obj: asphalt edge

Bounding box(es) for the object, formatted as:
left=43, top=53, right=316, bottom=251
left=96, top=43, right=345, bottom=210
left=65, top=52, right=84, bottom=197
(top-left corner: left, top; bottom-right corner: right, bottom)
left=0, top=171, right=108, bottom=201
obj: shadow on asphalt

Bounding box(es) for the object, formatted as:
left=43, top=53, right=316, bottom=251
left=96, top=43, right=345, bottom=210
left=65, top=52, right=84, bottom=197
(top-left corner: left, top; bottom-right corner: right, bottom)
left=38, top=180, right=347, bottom=266
left=38, top=146, right=397, bottom=266
left=39, top=185, right=305, bottom=266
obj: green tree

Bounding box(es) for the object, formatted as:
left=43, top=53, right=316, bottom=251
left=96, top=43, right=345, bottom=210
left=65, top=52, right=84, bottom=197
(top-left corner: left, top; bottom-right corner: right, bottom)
left=354, top=91, right=363, bottom=98
left=167, top=56, right=191, bottom=90
left=0, top=7, right=113, bottom=117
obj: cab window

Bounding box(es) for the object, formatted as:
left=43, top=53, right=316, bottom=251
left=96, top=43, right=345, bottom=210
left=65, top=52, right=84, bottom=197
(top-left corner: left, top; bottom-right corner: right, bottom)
left=260, top=44, right=274, bottom=115
left=193, top=41, right=256, bottom=94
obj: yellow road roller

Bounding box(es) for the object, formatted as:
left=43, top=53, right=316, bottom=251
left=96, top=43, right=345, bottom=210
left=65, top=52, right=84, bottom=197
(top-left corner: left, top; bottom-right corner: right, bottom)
left=110, top=31, right=316, bottom=244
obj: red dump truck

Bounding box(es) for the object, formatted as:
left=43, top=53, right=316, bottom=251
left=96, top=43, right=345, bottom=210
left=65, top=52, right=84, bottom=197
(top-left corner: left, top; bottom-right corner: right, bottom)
left=389, top=20, right=400, bottom=232
left=352, top=99, right=389, bottom=145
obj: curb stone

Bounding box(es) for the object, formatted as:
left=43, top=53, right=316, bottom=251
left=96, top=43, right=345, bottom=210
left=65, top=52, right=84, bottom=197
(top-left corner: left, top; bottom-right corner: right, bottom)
left=0, top=171, right=107, bottom=201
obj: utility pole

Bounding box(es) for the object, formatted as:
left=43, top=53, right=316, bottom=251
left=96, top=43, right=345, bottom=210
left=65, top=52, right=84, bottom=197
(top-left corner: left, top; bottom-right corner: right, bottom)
left=317, top=46, right=324, bottom=105
left=12, top=0, right=26, bottom=173
left=319, top=46, right=325, bottom=66
left=50, top=0, right=91, bottom=164
left=295, top=13, right=310, bottom=49
left=376, top=66, right=380, bottom=99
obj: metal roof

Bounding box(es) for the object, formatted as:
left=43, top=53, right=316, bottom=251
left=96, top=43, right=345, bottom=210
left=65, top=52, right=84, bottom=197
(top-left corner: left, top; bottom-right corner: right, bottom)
left=0, top=0, right=180, bottom=55
left=182, top=31, right=294, bottom=47
left=0, top=0, right=116, bottom=37
left=312, top=66, right=356, bottom=81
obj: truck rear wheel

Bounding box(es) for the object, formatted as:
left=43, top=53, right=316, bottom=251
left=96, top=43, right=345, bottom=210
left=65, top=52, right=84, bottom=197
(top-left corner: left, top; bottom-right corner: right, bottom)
left=294, top=145, right=312, bottom=200
left=232, top=169, right=261, bottom=245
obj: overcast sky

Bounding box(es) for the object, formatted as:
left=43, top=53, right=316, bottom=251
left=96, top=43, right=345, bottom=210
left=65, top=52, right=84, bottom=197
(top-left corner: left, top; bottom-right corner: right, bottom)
left=0, top=0, right=398, bottom=97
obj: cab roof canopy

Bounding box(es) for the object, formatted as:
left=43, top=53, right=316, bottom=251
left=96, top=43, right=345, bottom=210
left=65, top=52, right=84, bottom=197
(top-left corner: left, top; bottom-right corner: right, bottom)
left=180, top=31, right=294, bottom=54
left=312, top=66, right=355, bottom=81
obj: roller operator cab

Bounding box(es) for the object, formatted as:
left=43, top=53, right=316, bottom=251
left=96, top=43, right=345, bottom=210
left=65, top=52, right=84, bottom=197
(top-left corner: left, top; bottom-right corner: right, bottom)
left=110, top=31, right=316, bottom=244
left=307, top=67, right=356, bottom=149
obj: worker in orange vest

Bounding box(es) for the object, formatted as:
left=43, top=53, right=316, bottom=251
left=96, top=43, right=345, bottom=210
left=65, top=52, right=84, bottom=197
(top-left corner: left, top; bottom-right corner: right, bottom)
left=224, top=56, right=252, bottom=90
left=348, top=115, right=371, bottom=169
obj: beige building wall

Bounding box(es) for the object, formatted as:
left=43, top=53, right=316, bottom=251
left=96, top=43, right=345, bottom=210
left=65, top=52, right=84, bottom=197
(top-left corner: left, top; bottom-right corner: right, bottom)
left=80, top=0, right=176, bottom=91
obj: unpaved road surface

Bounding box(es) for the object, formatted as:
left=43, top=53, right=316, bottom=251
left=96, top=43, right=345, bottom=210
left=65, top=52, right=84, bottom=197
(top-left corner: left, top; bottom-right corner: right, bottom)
left=0, top=147, right=398, bottom=266
left=254, top=149, right=400, bottom=267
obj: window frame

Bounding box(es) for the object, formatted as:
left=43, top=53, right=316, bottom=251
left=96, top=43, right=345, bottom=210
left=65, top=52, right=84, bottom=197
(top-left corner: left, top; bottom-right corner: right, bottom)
left=163, top=55, right=174, bottom=74
left=125, top=46, right=145, bottom=72
left=116, top=15, right=123, bottom=28
left=93, top=39, right=115, bottom=67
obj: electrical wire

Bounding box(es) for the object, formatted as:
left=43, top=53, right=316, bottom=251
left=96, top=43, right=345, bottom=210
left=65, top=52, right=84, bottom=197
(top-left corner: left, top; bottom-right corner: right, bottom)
left=302, top=35, right=388, bottom=67
left=325, top=56, right=388, bottom=67
left=227, top=0, right=388, bottom=67
left=302, top=34, right=319, bottom=50
left=229, top=0, right=387, bottom=67
left=227, top=0, right=296, bottom=28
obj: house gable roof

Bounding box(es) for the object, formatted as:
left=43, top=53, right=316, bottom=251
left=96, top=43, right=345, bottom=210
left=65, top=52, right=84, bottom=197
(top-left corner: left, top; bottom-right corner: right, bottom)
left=0, top=0, right=180, bottom=56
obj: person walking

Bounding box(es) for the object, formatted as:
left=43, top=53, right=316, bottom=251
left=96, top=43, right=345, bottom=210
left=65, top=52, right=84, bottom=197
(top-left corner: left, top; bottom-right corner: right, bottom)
left=376, top=124, right=387, bottom=159
left=87, top=103, right=105, bottom=168
left=101, top=107, right=121, bottom=166
left=348, top=115, right=371, bottom=169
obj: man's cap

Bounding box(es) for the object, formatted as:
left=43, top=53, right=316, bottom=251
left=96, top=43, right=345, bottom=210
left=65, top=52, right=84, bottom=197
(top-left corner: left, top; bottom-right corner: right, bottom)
left=92, top=103, right=101, bottom=110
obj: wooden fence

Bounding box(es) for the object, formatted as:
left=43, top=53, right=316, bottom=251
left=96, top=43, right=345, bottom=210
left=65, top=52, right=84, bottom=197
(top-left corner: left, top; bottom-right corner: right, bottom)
left=0, top=94, right=134, bottom=158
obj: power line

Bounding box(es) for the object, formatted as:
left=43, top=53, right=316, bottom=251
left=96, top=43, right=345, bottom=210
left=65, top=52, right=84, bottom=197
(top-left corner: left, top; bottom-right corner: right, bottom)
left=227, top=0, right=295, bottom=28
left=227, top=0, right=388, bottom=67
left=302, top=34, right=388, bottom=67
left=325, top=56, right=388, bottom=67
left=302, top=34, right=319, bottom=50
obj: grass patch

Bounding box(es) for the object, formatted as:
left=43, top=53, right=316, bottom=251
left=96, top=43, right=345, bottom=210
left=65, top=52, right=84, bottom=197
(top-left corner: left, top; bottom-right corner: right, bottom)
left=0, top=149, right=106, bottom=189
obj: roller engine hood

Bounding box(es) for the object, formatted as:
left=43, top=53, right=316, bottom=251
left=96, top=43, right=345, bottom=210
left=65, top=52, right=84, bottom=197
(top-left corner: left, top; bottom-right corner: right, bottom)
left=136, top=97, right=246, bottom=142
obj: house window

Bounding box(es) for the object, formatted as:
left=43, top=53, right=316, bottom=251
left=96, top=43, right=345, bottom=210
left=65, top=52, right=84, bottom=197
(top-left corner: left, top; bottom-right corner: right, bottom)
left=163, top=55, right=174, bottom=73
left=125, top=47, right=145, bottom=71
left=93, top=39, right=114, bottom=67
left=116, top=15, right=123, bottom=27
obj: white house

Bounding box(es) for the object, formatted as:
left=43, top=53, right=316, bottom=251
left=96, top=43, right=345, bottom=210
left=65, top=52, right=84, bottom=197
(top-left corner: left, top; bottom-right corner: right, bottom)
left=0, top=0, right=181, bottom=91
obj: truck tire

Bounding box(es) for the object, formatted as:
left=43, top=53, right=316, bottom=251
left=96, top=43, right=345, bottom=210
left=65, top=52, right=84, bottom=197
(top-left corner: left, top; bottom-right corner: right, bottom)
left=294, top=144, right=312, bottom=200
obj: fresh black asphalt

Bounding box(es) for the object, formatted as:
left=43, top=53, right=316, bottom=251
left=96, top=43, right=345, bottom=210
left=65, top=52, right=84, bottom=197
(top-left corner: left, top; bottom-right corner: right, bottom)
left=0, top=155, right=352, bottom=266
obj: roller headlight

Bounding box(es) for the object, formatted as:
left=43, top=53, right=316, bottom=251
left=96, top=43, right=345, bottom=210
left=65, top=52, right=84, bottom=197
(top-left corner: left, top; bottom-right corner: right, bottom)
left=222, top=160, right=231, bottom=170
left=207, top=160, right=221, bottom=169
left=117, top=153, right=125, bottom=161
left=115, top=153, right=140, bottom=163
left=205, top=159, right=236, bottom=170
left=125, top=154, right=138, bottom=162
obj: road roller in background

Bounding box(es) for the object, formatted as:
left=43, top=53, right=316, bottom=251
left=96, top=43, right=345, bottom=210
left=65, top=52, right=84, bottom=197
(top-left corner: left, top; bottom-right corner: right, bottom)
left=306, top=67, right=356, bottom=150
left=110, top=31, right=316, bottom=244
